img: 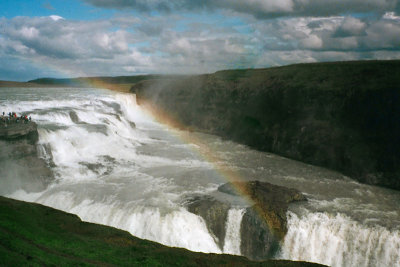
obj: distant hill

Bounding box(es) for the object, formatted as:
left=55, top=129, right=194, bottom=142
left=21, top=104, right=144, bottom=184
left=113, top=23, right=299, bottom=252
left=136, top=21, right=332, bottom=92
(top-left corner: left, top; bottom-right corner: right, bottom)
left=29, top=75, right=185, bottom=86
left=26, top=75, right=186, bottom=92
left=1, top=75, right=186, bottom=91
left=0, top=80, right=45, bottom=88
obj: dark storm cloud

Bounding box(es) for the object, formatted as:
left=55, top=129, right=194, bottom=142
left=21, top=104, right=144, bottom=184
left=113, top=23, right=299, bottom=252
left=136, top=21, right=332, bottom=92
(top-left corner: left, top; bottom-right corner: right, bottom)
left=83, top=0, right=399, bottom=18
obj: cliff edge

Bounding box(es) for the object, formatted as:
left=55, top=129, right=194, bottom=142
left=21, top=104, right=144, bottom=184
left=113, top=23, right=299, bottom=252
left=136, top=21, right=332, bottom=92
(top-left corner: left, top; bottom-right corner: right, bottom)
left=0, top=120, right=53, bottom=194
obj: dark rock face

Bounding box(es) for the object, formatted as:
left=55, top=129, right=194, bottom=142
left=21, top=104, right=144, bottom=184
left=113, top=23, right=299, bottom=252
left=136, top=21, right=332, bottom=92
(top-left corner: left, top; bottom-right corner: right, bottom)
left=240, top=206, right=278, bottom=260
left=0, top=122, right=53, bottom=194
left=0, top=121, right=38, bottom=141
left=132, top=60, right=400, bottom=190
left=186, top=181, right=306, bottom=260
left=218, top=181, right=306, bottom=260
left=186, top=195, right=230, bottom=249
left=219, top=181, right=306, bottom=238
left=69, top=111, right=81, bottom=124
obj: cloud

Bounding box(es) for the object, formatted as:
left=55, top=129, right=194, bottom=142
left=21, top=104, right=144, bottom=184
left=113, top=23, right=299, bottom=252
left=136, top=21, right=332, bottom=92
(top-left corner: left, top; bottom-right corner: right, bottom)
left=0, top=14, right=256, bottom=79
left=0, top=16, right=133, bottom=60
left=82, top=0, right=399, bottom=18
left=333, top=17, right=367, bottom=37
left=255, top=14, right=400, bottom=52
left=383, top=11, right=400, bottom=20
left=1, top=11, right=400, bottom=81
left=49, top=15, right=65, bottom=21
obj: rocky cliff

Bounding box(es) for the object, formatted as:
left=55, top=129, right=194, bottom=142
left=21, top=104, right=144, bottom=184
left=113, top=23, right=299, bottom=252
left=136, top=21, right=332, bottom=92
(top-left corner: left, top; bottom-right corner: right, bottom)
left=132, top=60, right=400, bottom=190
left=0, top=121, right=53, bottom=194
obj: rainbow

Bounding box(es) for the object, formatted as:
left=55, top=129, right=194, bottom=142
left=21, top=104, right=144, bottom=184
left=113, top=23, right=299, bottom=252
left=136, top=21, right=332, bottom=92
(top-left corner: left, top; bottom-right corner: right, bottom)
left=136, top=100, right=256, bottom=204
left=135, top=99, right=287, bottom=238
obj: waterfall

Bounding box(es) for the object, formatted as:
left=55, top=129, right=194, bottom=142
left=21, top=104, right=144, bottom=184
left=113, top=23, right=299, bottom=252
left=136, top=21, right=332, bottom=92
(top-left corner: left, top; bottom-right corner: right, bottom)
left=223, top=208, right=245, bottom=255
left=3, top=87, right=400, bottom=266
left=280, top=211, right=400, bottom=267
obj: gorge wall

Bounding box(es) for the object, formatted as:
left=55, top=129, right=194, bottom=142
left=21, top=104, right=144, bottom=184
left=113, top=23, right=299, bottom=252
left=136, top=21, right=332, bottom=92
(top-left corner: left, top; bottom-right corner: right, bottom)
left=131, top=60, right=400, bottom=190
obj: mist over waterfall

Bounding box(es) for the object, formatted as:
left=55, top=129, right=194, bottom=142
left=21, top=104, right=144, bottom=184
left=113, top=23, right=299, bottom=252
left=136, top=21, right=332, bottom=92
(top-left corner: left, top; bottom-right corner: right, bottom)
left=1, top=87, right=400, bottom=267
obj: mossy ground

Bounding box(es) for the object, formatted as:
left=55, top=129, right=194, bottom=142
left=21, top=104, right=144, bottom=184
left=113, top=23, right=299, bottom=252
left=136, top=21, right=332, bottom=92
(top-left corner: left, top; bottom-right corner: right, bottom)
left=0, top=196, right=324, bottom=266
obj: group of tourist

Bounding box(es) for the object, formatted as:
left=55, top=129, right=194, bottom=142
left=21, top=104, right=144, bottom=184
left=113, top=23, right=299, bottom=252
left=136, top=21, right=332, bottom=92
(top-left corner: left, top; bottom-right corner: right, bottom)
left=0, top=112, right=31, bottom=126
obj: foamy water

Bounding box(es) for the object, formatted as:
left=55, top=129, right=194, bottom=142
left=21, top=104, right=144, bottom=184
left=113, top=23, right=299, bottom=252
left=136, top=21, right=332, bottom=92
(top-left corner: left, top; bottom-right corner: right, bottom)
left=1, top=87, right=399, bottom=266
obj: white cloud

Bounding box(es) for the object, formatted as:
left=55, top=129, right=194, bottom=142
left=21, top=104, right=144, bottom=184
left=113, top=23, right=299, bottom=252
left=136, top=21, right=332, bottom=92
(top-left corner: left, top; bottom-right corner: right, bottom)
left=383, top=12, right=400, bottom=21
left=19, top=26, right=39, bottom=39
left=254, top=15, right=400, bottom=52
left=49, top=15, right=64, bottom=21
left=1, top=9, right=400, bottom=81
left=301, top=34, right=323, bottom=49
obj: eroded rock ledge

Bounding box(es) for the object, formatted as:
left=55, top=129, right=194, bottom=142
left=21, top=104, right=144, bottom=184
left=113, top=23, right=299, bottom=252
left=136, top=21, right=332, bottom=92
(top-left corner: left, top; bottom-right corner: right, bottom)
left=186, top=181, right=306, bottom=260
left=0, top=122, right=53, bottom=194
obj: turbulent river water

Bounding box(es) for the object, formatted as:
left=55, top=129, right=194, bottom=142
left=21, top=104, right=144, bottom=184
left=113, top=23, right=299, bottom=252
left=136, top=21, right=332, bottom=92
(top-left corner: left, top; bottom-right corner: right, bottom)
left=1, top=87, right=399, bottom=267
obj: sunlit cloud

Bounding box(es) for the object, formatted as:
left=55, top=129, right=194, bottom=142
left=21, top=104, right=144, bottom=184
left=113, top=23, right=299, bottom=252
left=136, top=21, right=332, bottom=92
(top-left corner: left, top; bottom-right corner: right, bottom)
left=0, top=0, right=400, bottom=81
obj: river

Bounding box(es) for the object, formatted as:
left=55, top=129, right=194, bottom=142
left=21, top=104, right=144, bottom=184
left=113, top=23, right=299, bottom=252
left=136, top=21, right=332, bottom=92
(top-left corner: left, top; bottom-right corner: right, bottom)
left=1, top=87, right=399, bottom=267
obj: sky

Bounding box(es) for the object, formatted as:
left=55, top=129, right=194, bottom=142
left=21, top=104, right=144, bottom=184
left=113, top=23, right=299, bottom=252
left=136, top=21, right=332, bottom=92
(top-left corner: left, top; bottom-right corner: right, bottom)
left=0, top=0, right=400, bottom=81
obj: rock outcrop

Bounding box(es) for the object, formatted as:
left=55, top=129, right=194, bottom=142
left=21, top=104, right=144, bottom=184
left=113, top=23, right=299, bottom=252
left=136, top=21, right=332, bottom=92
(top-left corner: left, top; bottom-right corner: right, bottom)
left=0, top=121, right=53, bottom=194
left=132, top=60, right=400, bottom=190
left=220, top=181, right=306, bottom=260
left=0, top=121, right=38, bottom=141
left=186, top=181, right=306, bottom=260
left=186, top=195, right=230, bottom=249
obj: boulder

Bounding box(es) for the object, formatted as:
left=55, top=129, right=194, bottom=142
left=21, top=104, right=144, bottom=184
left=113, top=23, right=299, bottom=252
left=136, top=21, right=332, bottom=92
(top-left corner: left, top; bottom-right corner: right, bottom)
left=186, top=195, right=230, bottom=249
left=186, top=182, right=306, bottom=260
left=219, top=181, right=306, bottom=260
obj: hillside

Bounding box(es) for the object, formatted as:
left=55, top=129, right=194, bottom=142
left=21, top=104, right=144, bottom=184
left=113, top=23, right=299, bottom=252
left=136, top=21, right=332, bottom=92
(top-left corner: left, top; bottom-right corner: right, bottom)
left=131, top=60, right=400, bottom=190
left=0, top=81, right=48, bottom=88
left=27, top=75, right=186, bottom=92
left=0, top=196, right=323, bottom=266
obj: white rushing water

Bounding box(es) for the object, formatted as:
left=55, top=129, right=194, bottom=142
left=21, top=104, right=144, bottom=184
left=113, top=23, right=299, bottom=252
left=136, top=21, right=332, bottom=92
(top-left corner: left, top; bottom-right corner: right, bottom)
left=1, top=87, right=400, bottom=266
left=280, top=211, right=400, bottom=267
left=223, top=208, right=245, bottom=255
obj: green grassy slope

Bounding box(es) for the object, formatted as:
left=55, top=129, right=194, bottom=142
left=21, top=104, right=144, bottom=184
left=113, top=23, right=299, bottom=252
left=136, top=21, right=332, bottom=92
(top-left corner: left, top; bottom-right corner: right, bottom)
left=0, top=196, right=324, bottom=266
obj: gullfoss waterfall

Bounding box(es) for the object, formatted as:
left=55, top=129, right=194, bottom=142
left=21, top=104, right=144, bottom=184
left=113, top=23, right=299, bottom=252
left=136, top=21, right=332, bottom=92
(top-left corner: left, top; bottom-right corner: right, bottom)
left=1, top=87, right=400, bottom=266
